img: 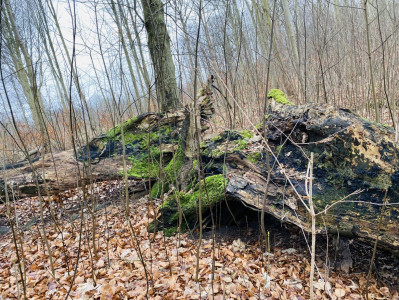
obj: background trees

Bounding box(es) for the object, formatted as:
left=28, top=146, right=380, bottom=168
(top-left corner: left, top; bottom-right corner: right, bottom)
left=0, top=0, right=398, bottom=157
left=1, top=0, right=49, bottom=148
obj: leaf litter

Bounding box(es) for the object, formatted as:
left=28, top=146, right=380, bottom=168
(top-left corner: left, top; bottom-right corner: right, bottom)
left=0, top=180, right=398, bottom=299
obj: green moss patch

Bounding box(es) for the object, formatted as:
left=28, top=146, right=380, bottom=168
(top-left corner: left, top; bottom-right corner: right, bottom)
left=158, top=175, right=228, bottom=232
left=247, top=152, right=262, bottom=163
left=238, top=130, right=253, bottom=139
left=128, top=147, right=161, bottom=178
left=110, top=122, right=178, bottom=180
left=183, top=174, right=227, bottom=213
left=267, top=89, right=293, bottom=105
left=106, top=116, right=138, bottom=138
left=233, top=140, right=249, bottom=151
left=151, top=146, right=185, bottom=198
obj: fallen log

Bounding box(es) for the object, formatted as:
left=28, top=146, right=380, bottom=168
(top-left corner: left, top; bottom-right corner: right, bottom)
left=0, top=77, right=212, bottom=200
left=2, top=87, right=398, bottom=254
left=0, top=110, right=185, bottom=200
left=159, top=103, right=399, bottom=254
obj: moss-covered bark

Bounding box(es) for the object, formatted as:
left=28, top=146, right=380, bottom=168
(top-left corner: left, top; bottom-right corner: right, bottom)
left=222, top=104, right=399, bottom=254
left=157, top=174, right=228, bottom=233
left=152, top=130, right=259, bottom=233
left=146, top=102, right=399, bottom=252
left=77, top=111, right=184, bottom=177
left=150, top=146, right=186, bottom=198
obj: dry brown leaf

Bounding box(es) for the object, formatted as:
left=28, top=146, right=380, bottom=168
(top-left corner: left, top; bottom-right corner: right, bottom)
left=348, top=294, right=363, bottom=299
left=75, top=276, right=85, bottom=284
left=100, top=282, right=115, bottom=299
left=96, top=259, right=105, bottom=268
left=222, top=276, right=232, bottom=283
left=334, top=288, right=346, bottom=298
left=313, top=279, right=326, bottom=290
left=76, top=280, right=97, bottom=296
left=159, top=261, right=171, bottom=269
left=222, top=248, right=234, bottom=257
left=379, top=287, right=390, bottom=297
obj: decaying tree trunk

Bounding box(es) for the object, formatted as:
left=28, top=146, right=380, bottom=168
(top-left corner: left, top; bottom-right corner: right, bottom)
left=1, top=112, right=182, bottom=200
left=194, top=103, right=399, bottom=253
left=2, top=88, right=399, bottom=254
left=0, top=78, right=215, bottom=200
left=155, top=101, right=399, bottom=254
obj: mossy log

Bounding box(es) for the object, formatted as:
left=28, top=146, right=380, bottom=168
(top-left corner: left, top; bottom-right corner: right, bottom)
left=0, top=78, right=215, bottom=201
left=3, top=92, right=399, bottom=254
left=155, top=103, right=399, bottom=253
left=0, top=111, right=186, bottom=200
left=180, top=103, right=398, bottom=253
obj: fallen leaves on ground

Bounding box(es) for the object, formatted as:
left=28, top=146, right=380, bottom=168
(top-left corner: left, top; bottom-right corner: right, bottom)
left=0, top=181, right=397, bottom=299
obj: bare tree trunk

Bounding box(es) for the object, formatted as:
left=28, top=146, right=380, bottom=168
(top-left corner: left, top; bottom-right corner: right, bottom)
left=281, top=0, right=304, bottom=95
left=308, top=153, right=316, bottom=300
left=35, top=0, right=69, bottom=112
left=141, top=0, right=179, bottom=111
left=363, top=0, right=379, bottom=123
left=194, top=0, right=203, bottom=283
left=124, top=0, right=152, bottom=95
left=45, top=0, right=96, bottom=134
left=109, top=0, right=142, bottom=112
left=2, top=0, right=49, bottom=148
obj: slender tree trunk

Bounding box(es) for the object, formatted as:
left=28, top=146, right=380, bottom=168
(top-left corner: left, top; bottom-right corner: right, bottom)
left=109, top=0, right=142, bottom=112
left=45, top=0, right=96, bottom=134
left=194, top=0, right=203, bottom=283
left=363, top=0, right=379, bottom=122
left=124, top=0, right=152, bottom=91
left=2, top=0, right=49, bottom=149
left=141, top=0, right=179, bottom=111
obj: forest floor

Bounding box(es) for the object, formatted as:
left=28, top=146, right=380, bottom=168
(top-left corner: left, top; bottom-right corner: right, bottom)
left=0, top=180, right=398, bottom=299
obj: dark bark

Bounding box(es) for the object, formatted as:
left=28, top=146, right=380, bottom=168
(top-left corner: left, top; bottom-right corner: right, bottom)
left=195, top=103, right=399, bottom=254
left=141, top=0, right=179, bottom=111
left=3, top=97, right=399, bottom=254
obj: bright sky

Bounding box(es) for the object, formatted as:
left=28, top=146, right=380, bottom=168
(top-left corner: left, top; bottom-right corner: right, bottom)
left=56, top=1, right=115, bottom=98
